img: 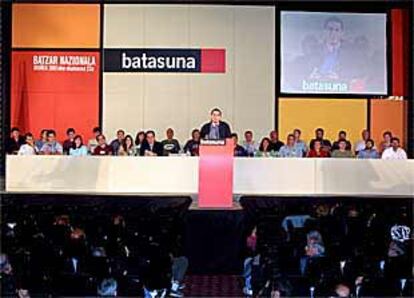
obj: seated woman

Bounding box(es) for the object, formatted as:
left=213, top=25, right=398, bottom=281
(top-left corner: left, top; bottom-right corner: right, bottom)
left=307, top=140, right=330, bottom=158
left=331, top=140, right=354, bottom=158
left=69, top=135, right=88, bottom=156
left=135, top=131, right=146, bottom=154
left=118, top=135, right=136, bottom=156
left=255, top=137, right=278, bottom=157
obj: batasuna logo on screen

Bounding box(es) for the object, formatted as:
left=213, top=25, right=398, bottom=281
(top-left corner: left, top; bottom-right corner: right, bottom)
left=104, top=49, right=225, bottom=73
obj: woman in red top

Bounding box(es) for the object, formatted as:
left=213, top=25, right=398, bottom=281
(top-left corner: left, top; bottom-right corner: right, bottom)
left=307, top=140, right=330, bottom=158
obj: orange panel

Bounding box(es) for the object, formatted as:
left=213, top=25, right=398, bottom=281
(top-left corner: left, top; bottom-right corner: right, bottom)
left=12, top=4, right=100, bottom=48
left=11, top=51, right=100, bottom=142
left=370, top=100, right=407, bottom=148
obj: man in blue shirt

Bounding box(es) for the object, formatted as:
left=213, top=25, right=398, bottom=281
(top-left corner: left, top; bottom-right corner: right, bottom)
left=357, top=139, right=379, bottom=159
left=279, top=134, right=303, bottom=158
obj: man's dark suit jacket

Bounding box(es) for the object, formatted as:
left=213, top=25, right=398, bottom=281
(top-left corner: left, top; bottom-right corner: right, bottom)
left=200, top=121, right=231, bottom=140
left=139, top=141, right=164, bottom=156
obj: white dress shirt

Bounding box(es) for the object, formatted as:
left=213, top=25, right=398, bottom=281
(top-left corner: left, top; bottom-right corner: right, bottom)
left=18, top=144, right=38, bottom=155
left=381, top=147, right=408, bottom=160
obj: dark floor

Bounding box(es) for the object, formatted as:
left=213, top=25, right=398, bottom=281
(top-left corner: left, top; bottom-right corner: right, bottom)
left=184, top=275, right=244, bottom=297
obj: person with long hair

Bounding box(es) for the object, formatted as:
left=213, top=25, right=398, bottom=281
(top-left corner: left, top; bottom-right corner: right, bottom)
left=69, top=135, right=88, bottom=156
left=118, top=135, right=136, bottom=156
left=135, top=131, right=146, bottom=153
left=255, top=137, right=277, bottom=157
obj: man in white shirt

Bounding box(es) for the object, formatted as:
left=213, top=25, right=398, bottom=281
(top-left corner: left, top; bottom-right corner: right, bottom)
left=18, top=133, right=38, bottom=155
left=381, top=137, right=407, bottom=160
left=354, top=129, right=373, bottom=154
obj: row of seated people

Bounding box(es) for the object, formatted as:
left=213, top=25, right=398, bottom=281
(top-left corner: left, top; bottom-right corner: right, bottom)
left=241, top=200, right=413, bottom=297
left=1, top=200, right=190, bottom=298
left=5, top=126, right=408, bottom=160
left=2, top=197, right=412, bottom=297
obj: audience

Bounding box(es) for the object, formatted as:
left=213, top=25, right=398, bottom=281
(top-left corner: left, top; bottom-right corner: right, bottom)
left=256, top=137, right=277, bottom=157
left=69, top=135, right=88, bottom=156
left=5, top=127, right=25, bottom=154
left=118, top=135, right=136, bottom=156
left=309, top=128, right=332, bottom=152
left=379, top=131, right=392, bottom=155
left=35, top=129, right=48, bottom=151
left=231, top=133, right=248, bottom=157
left=88, top=127, right=101, bottom=153
left=242, top=130, right=259, bottom=157
left=93, top=134, right=112, bottom=156
left=200, top=108, right=231, bottom=140
left=307, top=140, right=330, bottom=158
left=18, top=133, right=38, bottom=156
left=183, top=129, right=201, bottom=156
left=62, top=128, right=76, bottom=155
left=140, top=130, right=163, bottom=156
left=293, top=128, right=308, bottom=157
left=110, top=129, right=125, bottom=156
left=354, top=129, right=371, bottom=154
left=161, top=128, right=181, bottom=156
left=332, top=140, right=354, bottom=158
left=357, top=139, right=379, bottom=159
left=40, top=130, right=63, bottom=155
left=381, top=137, right=407, bottom=160
left=279, top=134, right=302, bottom=158
left=332, top=130, right=352, bottom=151
left=269, top=130, right=284, bottom=152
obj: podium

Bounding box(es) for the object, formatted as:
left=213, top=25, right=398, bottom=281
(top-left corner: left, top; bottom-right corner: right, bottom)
left=198, top=138, right=234, bottom=208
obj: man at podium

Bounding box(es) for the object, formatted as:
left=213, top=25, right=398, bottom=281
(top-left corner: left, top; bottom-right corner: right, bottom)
left=200, top=108, right=231, bottom=140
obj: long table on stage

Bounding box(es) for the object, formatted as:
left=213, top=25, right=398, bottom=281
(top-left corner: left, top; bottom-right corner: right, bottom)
left=6, top=156, right=414, bottom=197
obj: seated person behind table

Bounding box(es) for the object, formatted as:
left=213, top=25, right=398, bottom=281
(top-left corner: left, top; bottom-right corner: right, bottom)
left=18, top=133, right=38, bottom=155
left=354, top=129, right=372, bottom=154
left=381, top=137, right=407, bottom=160
left=140, top=130, right=163, bottom=156
left=93, top=134, right=112, bottom=156
left=309, top=128, right=332, bottom=152
left=62, top=128, right=76, bottom=155
left=293, top=128, right=308, bottom=157
left=118, top=135, right=136, bottom=156
left=88, top=127, right=101, bottom=154
left=161, top=128, right=181, bottom=156
left=307, top=139, right=330, bottom=158
left=6, top=127, right=25, bottom=154
left=35, top=129, right=48, bottom=152
left=255, top=137, right=277, bottom=157
left=332, top=130, right=352, bottom=151
left=69, top=135, right=88, bottom=156
left=279, top=133, right=303, bottom=158
left=379, top=131, right=393, bottom=155
left=200, top=108, right=231, bottom=140
left=242, top=130, right=258, bottom=157
left=231, top=133, right=247, bottom=157
left=183, top=129, right=201, bottom=156
left=331, top=139, right=354, bottom=158
left=135, top=131, right=147, bottom=153
left=110, top=129, right=125, bottom=156
left=40, top=130, right=63, bottom=155
left=269, top=130, right=285, bottom=152
left=357, top=139, right=379, bottom=159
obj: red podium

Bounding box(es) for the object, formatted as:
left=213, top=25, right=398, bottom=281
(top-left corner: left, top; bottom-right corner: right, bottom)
left=198, top=138, right=234, bottom=208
